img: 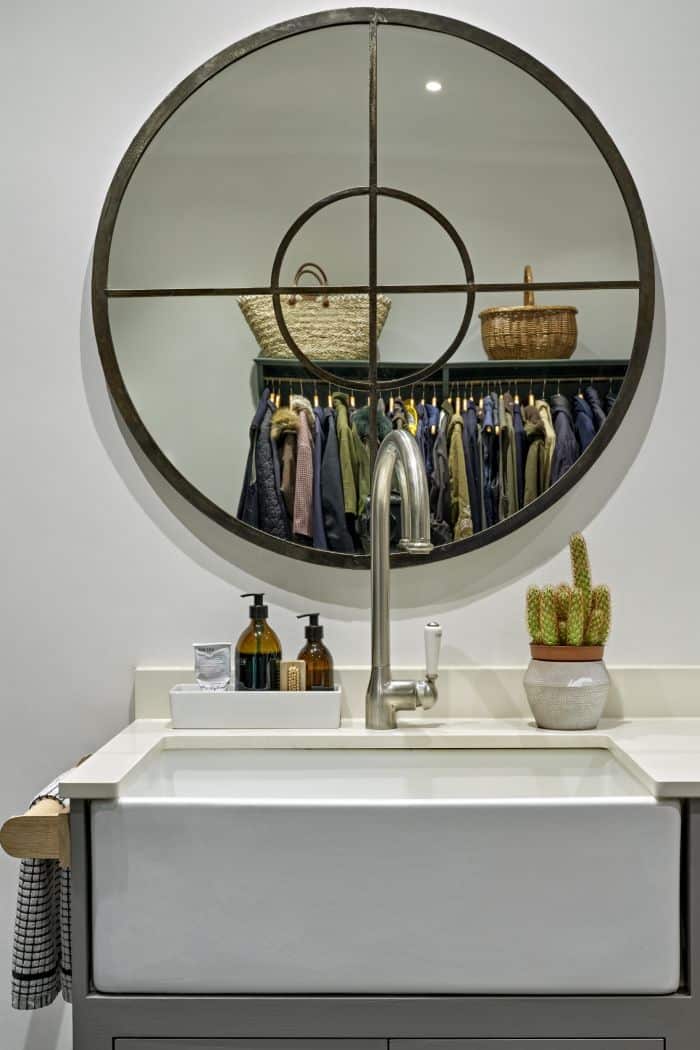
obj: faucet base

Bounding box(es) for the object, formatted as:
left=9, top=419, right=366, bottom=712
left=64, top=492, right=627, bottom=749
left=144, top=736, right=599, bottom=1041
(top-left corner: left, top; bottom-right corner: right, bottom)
left=365, top=668, right=400, bottom=730
left=365, top=671, right=437, bottom=730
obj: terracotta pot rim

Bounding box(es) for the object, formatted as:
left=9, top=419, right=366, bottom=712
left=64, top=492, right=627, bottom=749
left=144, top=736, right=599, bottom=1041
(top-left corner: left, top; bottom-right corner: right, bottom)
left=530, top=643, right=605, bottom=662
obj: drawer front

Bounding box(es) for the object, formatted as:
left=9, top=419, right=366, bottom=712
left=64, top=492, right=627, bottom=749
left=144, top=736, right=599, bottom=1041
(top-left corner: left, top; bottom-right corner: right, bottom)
left=117, top=1042, right=386, bottom=1050
left=391, top=1042, right=663, bottom=1050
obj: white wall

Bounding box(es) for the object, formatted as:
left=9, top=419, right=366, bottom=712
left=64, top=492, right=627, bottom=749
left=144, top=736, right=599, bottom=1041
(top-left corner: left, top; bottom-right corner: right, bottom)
left=1, top=2, right=698, bottom=1047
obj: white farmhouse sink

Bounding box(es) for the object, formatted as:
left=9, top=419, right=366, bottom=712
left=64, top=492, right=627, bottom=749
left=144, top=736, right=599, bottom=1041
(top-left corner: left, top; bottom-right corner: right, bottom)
left=91, top=747, right=680, bottom=995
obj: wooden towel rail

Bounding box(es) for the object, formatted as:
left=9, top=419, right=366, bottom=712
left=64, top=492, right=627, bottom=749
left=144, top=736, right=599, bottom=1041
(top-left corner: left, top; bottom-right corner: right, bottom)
left=0, top=756, right=91, bottom=869
left=0, top=798, right=71, bottom=868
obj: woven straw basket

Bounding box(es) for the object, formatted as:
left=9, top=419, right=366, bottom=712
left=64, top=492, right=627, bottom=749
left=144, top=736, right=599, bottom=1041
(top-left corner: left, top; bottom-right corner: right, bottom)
left=238, top=262, right=391, bottom=361
left=479, top=265, right=578, bottom=360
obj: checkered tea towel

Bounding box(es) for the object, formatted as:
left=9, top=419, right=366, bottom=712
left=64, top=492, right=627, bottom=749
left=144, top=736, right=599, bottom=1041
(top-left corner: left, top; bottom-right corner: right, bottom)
left=11, top=776, right=72, bottom=1010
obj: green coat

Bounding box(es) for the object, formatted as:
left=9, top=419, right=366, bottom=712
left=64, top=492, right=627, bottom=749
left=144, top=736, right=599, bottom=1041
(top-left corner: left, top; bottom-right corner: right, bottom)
left=347, top=400, right=392, bottom=517
left=523, top=405, right=546, bottom=506
left=332, top=393, right=358, bottom=517
left=352, top=424, right=371, bottom=517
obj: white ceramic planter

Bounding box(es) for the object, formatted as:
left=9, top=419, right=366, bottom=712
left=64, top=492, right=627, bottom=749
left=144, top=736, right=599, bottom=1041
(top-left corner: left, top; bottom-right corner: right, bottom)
left=523, top=653, right=610, bottom=730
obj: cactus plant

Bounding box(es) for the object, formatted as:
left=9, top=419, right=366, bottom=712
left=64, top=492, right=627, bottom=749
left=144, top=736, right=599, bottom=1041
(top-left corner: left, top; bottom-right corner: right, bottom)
left=525, top=533, right=612, bottom=649
left=569, top=532, right=592, bottom=618
left=586, top=609, right=606, bottom=646
left=588, top=585, right=611, bottom=645
left=565, top=587, right=585, bottom=646
left=526, top=586, right=542, bottom=644
left=554, top=583, right=571, bottom=621
left=539, top=587, right=559, bottom=646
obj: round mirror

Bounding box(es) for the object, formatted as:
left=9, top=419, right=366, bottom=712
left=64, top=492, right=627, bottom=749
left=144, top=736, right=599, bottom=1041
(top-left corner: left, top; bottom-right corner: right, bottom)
left=93, top=9, right=653, bottom=568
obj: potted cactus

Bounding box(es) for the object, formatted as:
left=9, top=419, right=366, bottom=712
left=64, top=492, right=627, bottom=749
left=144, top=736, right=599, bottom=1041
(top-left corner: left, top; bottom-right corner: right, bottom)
left=523, top=533, right=612, bottom=730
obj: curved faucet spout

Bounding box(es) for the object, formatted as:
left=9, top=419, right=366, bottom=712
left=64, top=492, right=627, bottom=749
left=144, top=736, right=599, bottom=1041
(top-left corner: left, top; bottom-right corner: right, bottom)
left=366, top=429, right=441, bottom=730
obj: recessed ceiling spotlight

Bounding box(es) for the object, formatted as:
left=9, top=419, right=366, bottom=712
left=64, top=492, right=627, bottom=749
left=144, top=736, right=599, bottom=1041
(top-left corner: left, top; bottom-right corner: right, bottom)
left=425, top=80, right=442, bottom=93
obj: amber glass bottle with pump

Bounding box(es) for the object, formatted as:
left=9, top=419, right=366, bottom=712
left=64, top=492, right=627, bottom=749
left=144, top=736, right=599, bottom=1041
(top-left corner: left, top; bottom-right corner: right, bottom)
left=235, top=593, right=282, bottom=690
left=297, top=613, right=334, bottom=690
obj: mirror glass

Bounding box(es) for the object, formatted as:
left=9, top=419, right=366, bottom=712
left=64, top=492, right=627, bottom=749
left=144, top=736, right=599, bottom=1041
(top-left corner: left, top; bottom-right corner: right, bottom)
left=97, top=13, right=651, bottom=565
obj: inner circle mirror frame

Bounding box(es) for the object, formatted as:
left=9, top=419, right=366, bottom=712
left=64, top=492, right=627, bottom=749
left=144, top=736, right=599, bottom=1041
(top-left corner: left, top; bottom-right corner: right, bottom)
left=92, top=7, right=655, bottom=571
left=269, top=184, right=476, bottom=392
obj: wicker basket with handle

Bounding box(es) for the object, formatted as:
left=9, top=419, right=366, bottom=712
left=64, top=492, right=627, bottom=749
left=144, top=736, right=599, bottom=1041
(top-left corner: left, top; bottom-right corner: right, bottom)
left=479, top=265, right=578, bottom=360
left=238, top=262, right=391, bottom=361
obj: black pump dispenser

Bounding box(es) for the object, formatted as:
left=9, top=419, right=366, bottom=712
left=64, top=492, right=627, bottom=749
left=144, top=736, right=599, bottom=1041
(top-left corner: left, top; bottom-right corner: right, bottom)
left=242, top=593, right=268, bottom=619
left=297, top=612, right=323, bottom=642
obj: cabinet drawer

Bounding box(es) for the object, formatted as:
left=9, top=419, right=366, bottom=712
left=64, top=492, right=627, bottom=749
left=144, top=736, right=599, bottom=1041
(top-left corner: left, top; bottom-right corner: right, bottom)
left=117, top=1042, right=386, bottom=1050
left=391, top=1042, right=662, bottom=1050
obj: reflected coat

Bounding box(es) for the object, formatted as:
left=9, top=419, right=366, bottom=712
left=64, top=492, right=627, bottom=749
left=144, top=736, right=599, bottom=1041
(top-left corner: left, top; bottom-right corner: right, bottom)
left=447, top=412, right=473, bottom=540
left=585, top=385, right=607, bottom=431
left=271, top=408, right=298, bottom=522
left=550, top=393, right=579, bottom=486
left=320, top=408, right=355, bottom=554
left=523, top=404, right=546, bottom=507
left=462, top=399, right=483, bottom=534
left=237, top=389, right=270, bottom=530
left=312, top=406, right=328, bottom=550
left=572, top=395, right=596, bottom=452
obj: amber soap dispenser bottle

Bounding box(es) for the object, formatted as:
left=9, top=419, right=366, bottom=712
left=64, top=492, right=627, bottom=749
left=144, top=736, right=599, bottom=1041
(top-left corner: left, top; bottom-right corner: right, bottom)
left=297, top=613, right=334, bottom=690
left=235, top=593, right=282, bottom=690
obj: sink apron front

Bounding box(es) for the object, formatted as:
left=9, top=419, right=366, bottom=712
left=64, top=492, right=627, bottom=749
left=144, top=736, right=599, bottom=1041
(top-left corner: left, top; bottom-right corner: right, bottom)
left=90, top=748, right=681, bottom=995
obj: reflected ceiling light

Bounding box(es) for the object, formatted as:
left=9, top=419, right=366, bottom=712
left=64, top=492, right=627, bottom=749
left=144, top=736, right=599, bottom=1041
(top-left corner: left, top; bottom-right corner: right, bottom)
left=425, top=80, right=442, bottom=93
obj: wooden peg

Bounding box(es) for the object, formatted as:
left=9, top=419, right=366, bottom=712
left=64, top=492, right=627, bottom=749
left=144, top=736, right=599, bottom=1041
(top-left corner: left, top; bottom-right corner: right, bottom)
left=0, top=798, right=71, bottom=869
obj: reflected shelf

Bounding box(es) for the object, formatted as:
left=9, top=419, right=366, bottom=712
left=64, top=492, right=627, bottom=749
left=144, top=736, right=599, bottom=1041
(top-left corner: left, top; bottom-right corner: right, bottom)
left=254, top=356, right=629, bottom=399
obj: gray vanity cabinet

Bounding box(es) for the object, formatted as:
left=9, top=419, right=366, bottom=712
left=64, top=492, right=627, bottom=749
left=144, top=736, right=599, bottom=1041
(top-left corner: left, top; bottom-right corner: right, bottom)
left=108, top=1038, right=670, bottom=1050
left=391, top=1041, right=664, bottom=1050
left=115, top=1043, right=386, bottom=1050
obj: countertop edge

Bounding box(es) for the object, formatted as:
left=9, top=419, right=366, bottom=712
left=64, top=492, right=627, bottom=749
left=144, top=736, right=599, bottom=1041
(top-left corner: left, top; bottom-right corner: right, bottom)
left=58, top=717, right=700, bottom=801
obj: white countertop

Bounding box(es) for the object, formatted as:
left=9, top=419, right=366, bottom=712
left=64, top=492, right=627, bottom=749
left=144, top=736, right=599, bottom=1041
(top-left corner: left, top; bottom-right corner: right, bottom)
left=59, top=715, right=700, bottom=800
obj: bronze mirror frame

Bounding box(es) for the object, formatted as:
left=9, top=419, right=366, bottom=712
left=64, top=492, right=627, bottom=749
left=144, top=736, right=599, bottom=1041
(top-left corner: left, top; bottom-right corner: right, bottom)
left=92, top=7, right=654, bottom=569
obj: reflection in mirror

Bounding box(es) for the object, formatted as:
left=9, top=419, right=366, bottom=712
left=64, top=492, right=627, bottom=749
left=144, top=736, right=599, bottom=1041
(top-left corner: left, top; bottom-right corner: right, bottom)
left=109, top=297, right=254, bottom=512
left=108, top=26, right=369, bottom=288
left=377, top=24, right=637, bottom=284
left=96, top=12, right=652, bottom=567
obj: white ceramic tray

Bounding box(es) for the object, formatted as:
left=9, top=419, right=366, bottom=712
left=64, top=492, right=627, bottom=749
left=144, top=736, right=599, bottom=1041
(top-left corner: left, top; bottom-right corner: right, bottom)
left=169, top=684, right=342, bottom=729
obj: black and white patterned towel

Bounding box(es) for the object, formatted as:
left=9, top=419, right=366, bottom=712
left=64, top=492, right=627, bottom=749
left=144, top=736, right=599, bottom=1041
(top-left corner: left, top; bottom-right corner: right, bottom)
left=11, top=776, right=72, bottom=1010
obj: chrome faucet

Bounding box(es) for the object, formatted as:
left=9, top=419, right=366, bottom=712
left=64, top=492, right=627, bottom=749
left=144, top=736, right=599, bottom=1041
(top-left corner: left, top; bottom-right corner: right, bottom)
left=365, top=429, right=442, bottom=730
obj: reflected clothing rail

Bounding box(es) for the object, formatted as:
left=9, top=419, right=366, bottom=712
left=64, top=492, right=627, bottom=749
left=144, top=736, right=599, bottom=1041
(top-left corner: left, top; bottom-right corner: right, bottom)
left=238, top=376, right=619, bottom=552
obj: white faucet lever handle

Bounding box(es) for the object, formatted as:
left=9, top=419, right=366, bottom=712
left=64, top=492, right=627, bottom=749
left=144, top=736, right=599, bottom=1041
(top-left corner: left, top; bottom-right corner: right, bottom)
left=424, top=621, right=442, bottom=679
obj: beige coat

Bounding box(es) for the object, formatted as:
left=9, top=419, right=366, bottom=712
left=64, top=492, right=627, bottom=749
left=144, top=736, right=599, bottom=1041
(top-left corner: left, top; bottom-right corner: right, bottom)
left=447, top=413, right=473, bottom=540
left=536, top=399, right=556, bottom=489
